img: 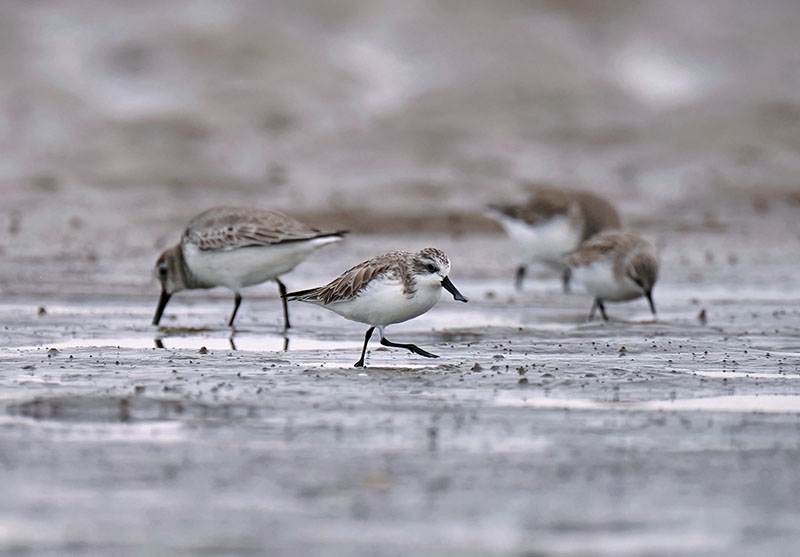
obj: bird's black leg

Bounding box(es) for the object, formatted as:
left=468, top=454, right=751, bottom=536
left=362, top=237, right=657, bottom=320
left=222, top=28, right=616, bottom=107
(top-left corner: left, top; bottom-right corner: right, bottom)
left=514, top=265, right=526, bottom=291
left=276, top=278, right=290, bottom=330
left=355, top=327, right=375, bottom=368
left=561, top=267, right=572, bottom=293
left=228, top=292, right=242, bottom=327
left=589, top=298, right=609, bottom=321
left=380, top=336, right=439, bottom=359
left=592, top=298, right=609, bottom=321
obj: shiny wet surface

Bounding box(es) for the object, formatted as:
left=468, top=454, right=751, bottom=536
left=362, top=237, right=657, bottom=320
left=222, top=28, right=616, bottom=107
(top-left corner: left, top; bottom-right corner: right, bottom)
left=3, top=1, right=800, bottom=552
left=2, top=222, right=800, bottom=556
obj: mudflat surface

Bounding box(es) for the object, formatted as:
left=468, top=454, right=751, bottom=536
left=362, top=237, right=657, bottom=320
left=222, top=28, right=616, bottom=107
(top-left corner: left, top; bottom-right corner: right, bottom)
left=3, top=0, right=800, bottom=555
left=2, top=208, right=800, bottom=556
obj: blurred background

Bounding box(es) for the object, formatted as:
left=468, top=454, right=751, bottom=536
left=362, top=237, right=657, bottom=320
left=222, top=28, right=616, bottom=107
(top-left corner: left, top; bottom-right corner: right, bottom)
left=2, top=0, right=800, bottom=257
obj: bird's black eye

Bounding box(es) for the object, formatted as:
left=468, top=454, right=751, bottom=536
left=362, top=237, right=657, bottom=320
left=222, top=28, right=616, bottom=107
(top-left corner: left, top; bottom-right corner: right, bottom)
left=159, top=266, right=168, bottom=279
left=425, top=263, right=437, bottom=273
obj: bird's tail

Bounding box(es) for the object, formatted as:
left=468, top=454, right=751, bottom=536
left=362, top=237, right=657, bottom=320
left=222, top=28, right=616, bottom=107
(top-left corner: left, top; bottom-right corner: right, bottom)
left=315, top=229, right=349, bottom=240
left=283, top=286, right=322, bottom=302
left=485, top=204, right=518, bottom=221
left=276, top=230, right=349, bottom=245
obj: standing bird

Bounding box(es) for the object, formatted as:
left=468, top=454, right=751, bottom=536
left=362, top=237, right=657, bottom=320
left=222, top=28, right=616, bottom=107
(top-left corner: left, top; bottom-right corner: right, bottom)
left=567, top=230, right=659, bottom=321
left=152, top=207, right=347, bottom=329
left=284, top=248, right=468, bottom=367
left=486, top=187, right=621, bottom=292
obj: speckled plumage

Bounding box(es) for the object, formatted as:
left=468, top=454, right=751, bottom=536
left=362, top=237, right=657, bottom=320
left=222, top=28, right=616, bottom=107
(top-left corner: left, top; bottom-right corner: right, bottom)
left=487, top=187, right=621, bottom=291
left=568, top=230, right=659, bottom=321
left=183, top=207, right=334, bottom=251
left=285, top=248, right=468, bottom=367
left=153, top=206, right=346, bottom=328
left=287, top=248, right=451, bottom=305
left=490, top=188, right=620, bottom=235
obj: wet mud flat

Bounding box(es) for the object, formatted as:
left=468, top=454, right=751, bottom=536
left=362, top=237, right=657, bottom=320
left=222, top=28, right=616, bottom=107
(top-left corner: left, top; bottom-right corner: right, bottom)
left=2, top=223, right=800, bottom=557
left=2, top=0, right=800, bottom=553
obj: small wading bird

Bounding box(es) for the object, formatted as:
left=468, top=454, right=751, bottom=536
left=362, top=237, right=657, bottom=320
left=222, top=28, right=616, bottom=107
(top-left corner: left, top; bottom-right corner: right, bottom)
left=284, top=248, right=468, bottom=367
left=568, top=230, right=659, bottom=321
left=486, top=187, right=621, bottom=292
left=153, top=207, right=347, bottom=329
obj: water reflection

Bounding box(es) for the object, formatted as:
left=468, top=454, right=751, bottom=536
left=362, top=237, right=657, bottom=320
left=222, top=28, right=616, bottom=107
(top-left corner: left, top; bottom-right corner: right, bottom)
left=27, top=333, right=346, bottom=353
left=493, top=393, right=800, bottom=414
left=153, top=331, right=293, bottom=352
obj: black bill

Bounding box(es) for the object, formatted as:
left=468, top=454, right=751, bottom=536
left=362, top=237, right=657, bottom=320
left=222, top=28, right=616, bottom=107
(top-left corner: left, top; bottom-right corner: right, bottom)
left=646, top=291, right=656, bottom=316
left=441, top=276, right=468, bottom=303
left=152, top=289, right=172, bottom=325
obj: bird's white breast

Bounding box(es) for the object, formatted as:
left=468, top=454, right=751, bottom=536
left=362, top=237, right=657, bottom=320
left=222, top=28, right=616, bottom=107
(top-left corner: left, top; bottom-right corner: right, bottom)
left=183, top=237, right=339, bottom=290
left=498, top=215, right=581, bottom=268
left=572, top=257, right=641, bottom=301
left=324, top=276, right=443, bottom=327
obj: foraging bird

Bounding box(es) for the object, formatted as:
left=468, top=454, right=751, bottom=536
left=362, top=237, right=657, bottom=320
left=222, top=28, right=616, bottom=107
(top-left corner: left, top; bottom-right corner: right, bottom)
left=284, top=247, right=468, bottom=367
left=568, top=230, right=659, bottom=321
left=486, top=187, right=621, bottom=291
left=153, top=207, right=346, bottom=328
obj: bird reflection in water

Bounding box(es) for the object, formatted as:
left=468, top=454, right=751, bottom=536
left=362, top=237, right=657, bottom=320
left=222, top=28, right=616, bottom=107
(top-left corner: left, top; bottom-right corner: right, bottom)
left=153, top=334, right=289, bottom=351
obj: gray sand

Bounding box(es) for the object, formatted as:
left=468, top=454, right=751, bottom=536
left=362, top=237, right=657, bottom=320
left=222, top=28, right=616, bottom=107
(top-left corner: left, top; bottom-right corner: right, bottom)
left=2, top=1, right=800, bottom=555
left=3, top=216, right=800, bottom=556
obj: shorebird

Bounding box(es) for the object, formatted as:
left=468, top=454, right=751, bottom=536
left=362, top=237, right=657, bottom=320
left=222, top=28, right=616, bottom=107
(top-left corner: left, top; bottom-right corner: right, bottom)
left=284, top=247, right=468, bottom=367
left=487, top=187, right=621, bottom=291
left=153, top=207, right=346, bottom=329
left=568, top=230, right=659, bottom=321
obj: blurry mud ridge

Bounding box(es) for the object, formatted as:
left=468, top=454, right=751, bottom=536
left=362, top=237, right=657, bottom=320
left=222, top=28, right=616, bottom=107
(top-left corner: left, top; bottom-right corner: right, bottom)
left=2, top=1, right=800, bottom=223
left=9, top=395, right=257, bottom=423
left=297, top=207, right=502, bottom=236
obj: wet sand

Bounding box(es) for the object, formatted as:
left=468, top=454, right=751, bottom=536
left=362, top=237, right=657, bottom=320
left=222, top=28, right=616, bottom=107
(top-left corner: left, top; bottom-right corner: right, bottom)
left=3, top=0, right=800, bottom=554
left=2, top=207, right=800, bottom=556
